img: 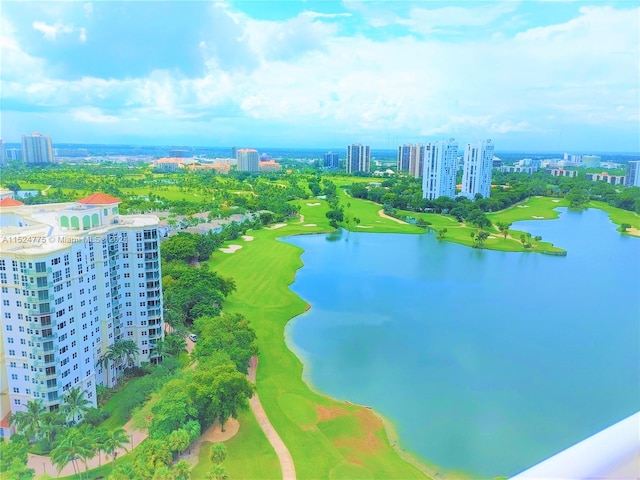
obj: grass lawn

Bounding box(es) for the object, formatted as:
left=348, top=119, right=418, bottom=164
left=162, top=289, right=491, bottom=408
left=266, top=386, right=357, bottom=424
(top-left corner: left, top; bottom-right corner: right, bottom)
left=192, top=409, right=280, bottom=480
left=488, top=196, right=568, bottom=224
left=587, top=200, right=640, bottom=232
left=205, top=208, right=433, bottom=479
left=101, top=376, right=148, bottom=430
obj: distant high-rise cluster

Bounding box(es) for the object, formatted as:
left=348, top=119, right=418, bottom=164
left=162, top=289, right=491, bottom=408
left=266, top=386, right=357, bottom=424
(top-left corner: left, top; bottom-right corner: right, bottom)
left=346, top=144, right=371, bottom=174
left=460, top=139, right=494, bottom=199
left=236, top=148, right=260, bottom=172
left=0, top=139, right=5, bottom=166
left=397, top=144, right=425, bottom=178
left=324, top=151, right=339, bottom=169
left=21, top=132, right=54, bottom=165
left=627, top=161, right=640, bottom=187
left=421, top=139, right=458, bottom=200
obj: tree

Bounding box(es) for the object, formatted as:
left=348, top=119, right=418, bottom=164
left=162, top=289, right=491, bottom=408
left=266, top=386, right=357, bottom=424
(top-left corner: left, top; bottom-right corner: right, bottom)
left=103, top=427, right=129, bottom=463
left=496, top=221, right=511, bottom=239
left=190, top=363, right=254, bottom=431
left=210, top=443, right=227, bottom=465
left=172, top=460, right=192, bottom=480
left=50, top=428, right=94, bottom=475
left=193, top=314, right=258, bottom=373
left=436, top=228, right=447, bottom=239
left=63, top=387, right=91, bottom=424
left=205, top=465, right=229, bottom=480
left=0, top=435, right=34, bottom=479
left=621, top=223, right=631, bottom=232
left=96, top=351, right=114, bottom=387
left=10, top=399, right=46, bottom=442
left=166, top=428, right=191, bottom=461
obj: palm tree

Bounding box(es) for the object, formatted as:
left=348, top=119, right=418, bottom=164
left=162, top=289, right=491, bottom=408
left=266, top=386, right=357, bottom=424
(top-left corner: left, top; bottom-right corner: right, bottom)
left=172, top=460, right=191, bottom=480
left=96, top=350, right=114, bottom=387
left=210, top=443, right=227, bottom=464
left=40, top=409, right=66, bottom=449
left=103, top=427, right=129, bottom=463
left=50, top=428, right=93, bottom=475
left=9, top=399, right=46, bottom=442
left=91, top=426, right=110, bottom=467
left=205, top=465, right=229, bottom=480
left=63, top=387, right=91, bottom=424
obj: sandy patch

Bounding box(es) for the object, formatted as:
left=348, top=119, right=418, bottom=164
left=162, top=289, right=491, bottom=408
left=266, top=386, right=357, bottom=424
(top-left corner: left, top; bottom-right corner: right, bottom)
left=219, top=244, right=242, bottom=253
left=552, top=199, right=561, bottom=203
left=626, top=227, right=640, bottom=237
left=306, top=202, right=321, bottom=206
left=333, top=409, right=384, bottom=456
left=317, top=405, right=348, bottom=422
left=303, top=223, right=317, bottom=227
left=356, top=225, right=373, bottom=229
left=532, top=216, right=545, bottom=219
left=377, top=209, right=408, bottom=224
left=242, top=235, right=254, bottom=241
left=200, top=418, right=240, bottom=442
left=265, top=223, right=287, bottom=230
left=517, top=205, right=530, bottom=208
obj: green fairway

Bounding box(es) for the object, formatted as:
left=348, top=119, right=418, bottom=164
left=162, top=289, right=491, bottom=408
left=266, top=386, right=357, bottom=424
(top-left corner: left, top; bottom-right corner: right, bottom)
left=192, top=410, right=280, bottom=480
left=488, top=196, right=568, bottom=224
left=206, top=215, right=432, bottom=479
left=587, top=200, right=640, bottom=232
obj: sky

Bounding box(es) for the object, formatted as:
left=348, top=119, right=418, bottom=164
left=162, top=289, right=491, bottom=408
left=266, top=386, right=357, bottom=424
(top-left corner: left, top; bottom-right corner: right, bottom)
left=1, top=0, right=639, bottom=152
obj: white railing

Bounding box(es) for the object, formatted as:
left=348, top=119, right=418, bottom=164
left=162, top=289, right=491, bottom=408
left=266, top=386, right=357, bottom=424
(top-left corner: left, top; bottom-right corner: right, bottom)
left=511, top=412, right=640, bottom=479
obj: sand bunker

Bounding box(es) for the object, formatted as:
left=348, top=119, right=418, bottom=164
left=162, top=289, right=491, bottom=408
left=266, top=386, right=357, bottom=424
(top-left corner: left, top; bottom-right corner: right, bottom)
left=532, top=216, right=544, bottom=219
left=219, top=245, right=242, bottom=253
left=357, top=225, right=373, bottom=229
left=303, top=224, right=317, bottom=227
left=306, top=202, right=321, bottom=206
left=242, top=235, right=254, bottom=241
left=265, top=223, right=287, bottom=230
left=552, top=200, right=561, bottom=203
left=517, top=205, right=530, bottom=208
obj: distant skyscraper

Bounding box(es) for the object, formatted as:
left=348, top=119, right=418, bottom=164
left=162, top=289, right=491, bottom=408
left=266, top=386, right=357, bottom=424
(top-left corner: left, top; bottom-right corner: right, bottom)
left=323, top=151, right=339, bottom=169
left=460, top=139, right=494, bottom=199
left=21, top=132, right=53, bottom=165
left=231, top=146, right=237, bottom=159
left=236, top=148, right=259, bottom=172
left=422, top=139, right=458, bottom=200
left=0, top=139, right=5, bottom=166
left=346, top=144, right=371, bottom=174
left=626, top=161, right=640, bottom=187
left=397, top=144, right=425, bottom=178
left=168, top=148, right=190, bottom=158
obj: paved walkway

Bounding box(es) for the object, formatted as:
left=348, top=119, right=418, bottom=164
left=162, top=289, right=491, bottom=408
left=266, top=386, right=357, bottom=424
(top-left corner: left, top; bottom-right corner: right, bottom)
left=27, top=417, right=145, bottom=477
left=248, top=356, right=297, bottom=480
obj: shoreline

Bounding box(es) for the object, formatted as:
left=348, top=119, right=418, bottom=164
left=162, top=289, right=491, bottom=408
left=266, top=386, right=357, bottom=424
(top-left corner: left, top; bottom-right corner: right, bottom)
left=280, top=231, right=457, bottom=479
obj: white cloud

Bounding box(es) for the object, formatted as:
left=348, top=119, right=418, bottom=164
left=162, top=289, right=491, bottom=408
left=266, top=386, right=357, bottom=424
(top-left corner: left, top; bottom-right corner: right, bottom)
left=72, top=107, right=119, bottom=123
left=32, top=21, right=76, bottom=40
left=2, top=3, right=638, bottom=149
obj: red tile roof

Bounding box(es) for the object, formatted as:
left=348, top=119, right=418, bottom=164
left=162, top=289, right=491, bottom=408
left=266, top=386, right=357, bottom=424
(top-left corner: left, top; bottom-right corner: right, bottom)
left=0, top=412, right=11, bottom=428
left=0, top=197, right=24, bottom=207
left=77, top=193, right=121, bottom=205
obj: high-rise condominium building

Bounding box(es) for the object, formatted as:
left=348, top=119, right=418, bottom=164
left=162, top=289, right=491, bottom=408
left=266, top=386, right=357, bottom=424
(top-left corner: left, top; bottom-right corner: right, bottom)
left=421, top=139, right=459, bottom=200
left=22, top=132, right=54, bottom=165
left=346, top=144, right=371, bottom=174
left=0, top=139, right=5, bottom=166
left=0, top=193, right=163, bottom=435
left=626, top=161, right=640, bottom=187
left=397, top=144, right=425, bottom=178
left=236, top=149, right=259, bottom=172
left=323, top=152, right=339, bottom=169
left=460, top=139, right=494, bottom=200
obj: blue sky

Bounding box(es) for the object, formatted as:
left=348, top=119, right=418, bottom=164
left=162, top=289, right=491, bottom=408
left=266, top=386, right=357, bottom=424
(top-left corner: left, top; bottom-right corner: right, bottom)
left=1, top=1, right=638, bottom=151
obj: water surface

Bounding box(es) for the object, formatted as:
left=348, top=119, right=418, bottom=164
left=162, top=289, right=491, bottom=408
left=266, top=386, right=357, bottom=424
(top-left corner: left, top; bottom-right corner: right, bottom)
left=284, top=208, right=640, bottom=477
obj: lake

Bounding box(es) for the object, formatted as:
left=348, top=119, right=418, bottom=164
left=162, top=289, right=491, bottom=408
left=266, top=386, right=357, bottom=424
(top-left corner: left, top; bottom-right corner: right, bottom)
left=284, top=207, right=640, bottom=478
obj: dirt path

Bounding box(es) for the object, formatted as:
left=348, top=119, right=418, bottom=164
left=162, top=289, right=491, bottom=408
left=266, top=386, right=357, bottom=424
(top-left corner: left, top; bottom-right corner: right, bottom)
left=248, top=356, right=296, bottom=480
left=377, top=209, right=409, bottom=224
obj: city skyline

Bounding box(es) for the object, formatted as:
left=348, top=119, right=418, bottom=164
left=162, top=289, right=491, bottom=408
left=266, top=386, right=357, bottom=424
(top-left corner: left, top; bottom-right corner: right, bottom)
left=1, top=1, right=638, bottom=152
